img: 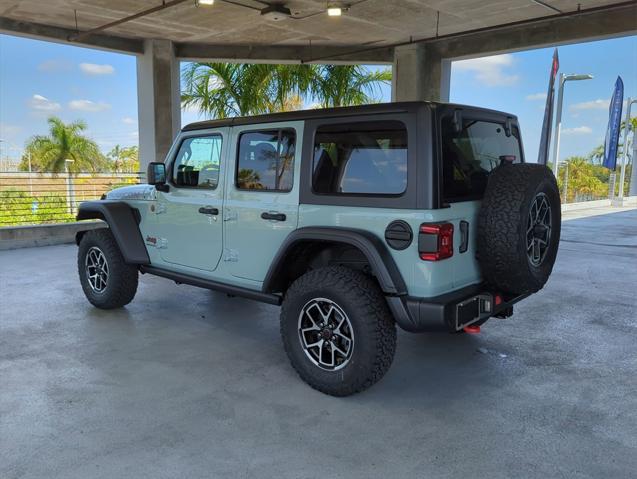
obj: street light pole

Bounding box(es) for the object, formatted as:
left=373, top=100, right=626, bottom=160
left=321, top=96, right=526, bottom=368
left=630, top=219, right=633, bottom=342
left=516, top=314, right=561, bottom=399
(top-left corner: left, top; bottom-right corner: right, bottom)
left=551, top=73, right=594, bottom=177
left=631, top=124, right=637, bottom=197
left=618, top=98, right=636, bottom=201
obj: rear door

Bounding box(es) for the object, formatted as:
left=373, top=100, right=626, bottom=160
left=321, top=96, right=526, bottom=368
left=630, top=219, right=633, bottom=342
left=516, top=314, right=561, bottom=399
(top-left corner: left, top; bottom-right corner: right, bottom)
left=223, top=122, right=302, bottom=282
left=438, top=109, right=524, bottom=288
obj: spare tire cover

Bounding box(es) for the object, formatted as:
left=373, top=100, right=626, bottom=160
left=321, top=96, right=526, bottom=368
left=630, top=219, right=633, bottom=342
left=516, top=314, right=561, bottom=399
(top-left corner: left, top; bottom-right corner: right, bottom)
left=477, top=163, right=561, bottom=295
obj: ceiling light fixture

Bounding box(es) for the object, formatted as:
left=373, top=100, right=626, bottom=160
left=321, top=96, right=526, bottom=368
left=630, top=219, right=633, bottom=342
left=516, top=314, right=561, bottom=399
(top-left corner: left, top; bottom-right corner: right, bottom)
left=327, top=2, right=348, bottom=16
left=196, top=0, right=214, bottom=6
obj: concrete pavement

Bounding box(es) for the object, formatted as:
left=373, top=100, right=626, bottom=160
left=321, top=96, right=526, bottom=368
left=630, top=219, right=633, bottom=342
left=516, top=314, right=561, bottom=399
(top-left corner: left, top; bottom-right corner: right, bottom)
left=1, top=210, right=636, bottom=478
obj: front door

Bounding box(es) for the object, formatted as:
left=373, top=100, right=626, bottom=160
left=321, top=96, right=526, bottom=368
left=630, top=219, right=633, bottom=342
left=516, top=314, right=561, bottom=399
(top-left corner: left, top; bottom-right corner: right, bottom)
left=223, top=122, right=302, bottom=282
left=154, top=130, right=226, bottom=272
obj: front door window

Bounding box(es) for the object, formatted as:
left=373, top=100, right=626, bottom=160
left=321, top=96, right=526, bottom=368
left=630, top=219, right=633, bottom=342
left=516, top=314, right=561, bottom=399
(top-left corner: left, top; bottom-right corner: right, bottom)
left=172, top=135, right=223, bottom=189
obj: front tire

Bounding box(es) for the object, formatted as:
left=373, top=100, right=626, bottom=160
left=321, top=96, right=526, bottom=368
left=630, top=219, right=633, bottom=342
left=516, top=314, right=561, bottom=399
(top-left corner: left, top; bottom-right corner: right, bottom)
left=280, top=266, right=397, bottom=396
left=78, top=228, right=138, bottom=309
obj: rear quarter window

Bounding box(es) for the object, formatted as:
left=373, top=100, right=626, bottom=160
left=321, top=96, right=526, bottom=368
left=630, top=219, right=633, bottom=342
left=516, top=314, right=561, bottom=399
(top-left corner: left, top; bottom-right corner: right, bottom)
left=441, top=117, right=522, bottom=202
left=312, top=120, right=408, bottom=196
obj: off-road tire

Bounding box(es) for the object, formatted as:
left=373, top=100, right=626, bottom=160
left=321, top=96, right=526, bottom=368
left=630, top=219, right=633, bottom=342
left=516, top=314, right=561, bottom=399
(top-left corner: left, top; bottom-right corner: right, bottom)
left=477, top=163, right=561, bottom=295
left=78, top=228, right=138, bottom=309
left=280, top=266, right=397, bottom=396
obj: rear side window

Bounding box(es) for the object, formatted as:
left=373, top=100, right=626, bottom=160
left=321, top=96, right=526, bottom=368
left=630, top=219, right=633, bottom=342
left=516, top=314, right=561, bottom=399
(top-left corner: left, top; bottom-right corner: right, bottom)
left=236, top=129, right=296, bottom=192
left=172, top=135, right=222, bottom=189
left=441, top=118, right=522, bottom=202
left=312, top=121, right=408, bottom=195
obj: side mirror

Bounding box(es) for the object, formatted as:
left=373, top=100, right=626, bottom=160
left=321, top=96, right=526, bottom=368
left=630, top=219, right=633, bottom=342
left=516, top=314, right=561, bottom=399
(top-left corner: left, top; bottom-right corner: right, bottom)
left=147, top=162, right=169, bottom=191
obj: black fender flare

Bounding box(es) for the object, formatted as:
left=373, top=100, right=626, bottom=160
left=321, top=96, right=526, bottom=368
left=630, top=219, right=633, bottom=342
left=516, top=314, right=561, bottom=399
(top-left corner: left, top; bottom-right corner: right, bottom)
left=76, top=201, right=150, bottom=265
left=262, top=227, right=407, bottom=296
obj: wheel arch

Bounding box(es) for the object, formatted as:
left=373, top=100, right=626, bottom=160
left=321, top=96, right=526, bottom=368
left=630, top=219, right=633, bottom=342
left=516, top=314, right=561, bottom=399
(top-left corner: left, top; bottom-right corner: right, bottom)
left=262, top=227, right=407, bottom=296
left=76, top=201, right=150, bottom=265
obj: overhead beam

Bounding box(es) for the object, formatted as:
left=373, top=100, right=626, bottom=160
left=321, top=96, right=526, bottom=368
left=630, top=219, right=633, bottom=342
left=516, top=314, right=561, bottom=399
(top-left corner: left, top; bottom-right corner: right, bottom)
left=424, top=1, right=637, bottom=60
left=175, top=42, right=394, bottom=64
left=0, top=17, right=143, bottom=55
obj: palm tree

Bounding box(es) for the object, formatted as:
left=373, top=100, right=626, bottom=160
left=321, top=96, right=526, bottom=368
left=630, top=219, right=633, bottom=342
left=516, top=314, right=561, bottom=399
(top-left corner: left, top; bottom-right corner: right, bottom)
left=22, top=117, right=105, bottom=173
left=181, top=63, right=391, bottom=118
left=311, top=65, right=392, bottom=108
left=108, top=144, right=124, bottom=172
left=181, top=63, right=314, bottom=118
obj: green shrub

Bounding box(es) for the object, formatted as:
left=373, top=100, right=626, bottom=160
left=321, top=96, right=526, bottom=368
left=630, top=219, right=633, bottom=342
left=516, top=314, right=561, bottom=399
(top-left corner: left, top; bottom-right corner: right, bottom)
left=0, top=188, right=75, bottom=226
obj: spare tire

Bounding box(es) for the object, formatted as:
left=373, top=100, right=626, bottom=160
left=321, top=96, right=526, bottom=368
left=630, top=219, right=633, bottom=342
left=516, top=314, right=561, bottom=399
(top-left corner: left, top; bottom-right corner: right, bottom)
left=477, top=163, right=561, bottom=295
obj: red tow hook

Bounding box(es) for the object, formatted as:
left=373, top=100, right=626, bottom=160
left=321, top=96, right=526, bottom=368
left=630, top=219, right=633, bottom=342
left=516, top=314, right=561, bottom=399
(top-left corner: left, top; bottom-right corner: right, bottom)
left=463, top=325, right=481, bottom=334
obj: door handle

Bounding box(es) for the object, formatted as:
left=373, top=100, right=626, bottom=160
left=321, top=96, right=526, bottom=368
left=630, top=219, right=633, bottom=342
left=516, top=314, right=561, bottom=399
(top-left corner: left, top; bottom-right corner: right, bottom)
left=261, top=212, right=286, bottom=222
left=198, top=206, right=219, bottom=215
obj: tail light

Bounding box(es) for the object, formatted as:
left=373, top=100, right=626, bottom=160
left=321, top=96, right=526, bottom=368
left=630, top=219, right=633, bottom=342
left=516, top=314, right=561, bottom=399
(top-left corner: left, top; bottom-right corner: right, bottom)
left=419, top=223, right=454, bottom=261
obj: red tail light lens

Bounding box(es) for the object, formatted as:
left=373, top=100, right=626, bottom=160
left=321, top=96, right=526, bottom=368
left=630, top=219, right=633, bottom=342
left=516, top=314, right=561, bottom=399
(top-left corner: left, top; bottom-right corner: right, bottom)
left=419, top=223, right=454, bottom=261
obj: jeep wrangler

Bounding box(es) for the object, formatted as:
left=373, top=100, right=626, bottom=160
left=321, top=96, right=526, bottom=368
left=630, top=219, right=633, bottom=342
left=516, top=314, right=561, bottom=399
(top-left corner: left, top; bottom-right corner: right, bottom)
left=76, top=102, right=560, bottom=396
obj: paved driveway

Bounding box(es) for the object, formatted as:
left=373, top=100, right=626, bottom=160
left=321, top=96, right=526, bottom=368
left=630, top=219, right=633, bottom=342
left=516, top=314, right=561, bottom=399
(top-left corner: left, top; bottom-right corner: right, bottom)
left=1, top=210, right=636, bottom=478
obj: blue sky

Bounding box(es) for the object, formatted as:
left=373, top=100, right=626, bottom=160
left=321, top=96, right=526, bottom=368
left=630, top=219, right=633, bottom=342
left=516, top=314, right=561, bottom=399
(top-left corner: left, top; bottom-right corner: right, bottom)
left=0, top=33, right=635, bottom=164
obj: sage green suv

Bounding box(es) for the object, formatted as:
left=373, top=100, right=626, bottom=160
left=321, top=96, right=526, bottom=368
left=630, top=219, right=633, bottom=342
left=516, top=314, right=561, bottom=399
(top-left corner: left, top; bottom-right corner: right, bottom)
left=76, top=102, right=561, bottom=396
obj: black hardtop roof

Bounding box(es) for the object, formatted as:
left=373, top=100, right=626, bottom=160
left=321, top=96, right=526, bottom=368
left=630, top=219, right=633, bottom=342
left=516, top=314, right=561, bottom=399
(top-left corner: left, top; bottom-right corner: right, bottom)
left=181, top=101, right=517, bottom=131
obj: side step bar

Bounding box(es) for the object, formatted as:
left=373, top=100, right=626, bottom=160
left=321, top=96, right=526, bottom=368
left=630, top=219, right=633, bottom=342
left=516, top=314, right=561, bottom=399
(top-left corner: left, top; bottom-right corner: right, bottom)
left=139, top=266, right=282, bottom=306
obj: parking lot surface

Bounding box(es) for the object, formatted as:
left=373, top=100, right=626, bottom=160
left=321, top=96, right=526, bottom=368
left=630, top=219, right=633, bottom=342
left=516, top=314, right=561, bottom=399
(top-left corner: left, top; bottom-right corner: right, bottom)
left=1, top=209, right=636, bottom=478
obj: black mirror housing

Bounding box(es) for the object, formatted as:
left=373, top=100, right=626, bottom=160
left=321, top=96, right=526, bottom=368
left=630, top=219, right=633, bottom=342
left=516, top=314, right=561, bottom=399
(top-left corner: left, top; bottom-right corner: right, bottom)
left=147, top=162, right=166, bottom=185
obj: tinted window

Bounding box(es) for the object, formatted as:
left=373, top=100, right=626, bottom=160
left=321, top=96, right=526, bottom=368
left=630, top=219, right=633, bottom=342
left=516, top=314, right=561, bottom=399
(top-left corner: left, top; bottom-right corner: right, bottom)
left=236, top=130, right=295, bottom=191
left=441, top=118, right=522, bottom=202
left=172, top=135, right=222, bottom=189
left=312, top=121, right=407, bottom=195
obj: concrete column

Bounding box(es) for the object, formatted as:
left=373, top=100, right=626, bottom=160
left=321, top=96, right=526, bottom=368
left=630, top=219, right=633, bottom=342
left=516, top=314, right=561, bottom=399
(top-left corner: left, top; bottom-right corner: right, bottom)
left=136, top=39, right=181, bottom=173
left=392, top=44, right=451, bottom=102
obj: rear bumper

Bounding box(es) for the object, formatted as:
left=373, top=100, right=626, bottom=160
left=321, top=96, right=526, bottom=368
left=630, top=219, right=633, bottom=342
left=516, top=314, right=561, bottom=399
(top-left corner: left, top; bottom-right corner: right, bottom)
left=386, top=284, right=529, bottom=333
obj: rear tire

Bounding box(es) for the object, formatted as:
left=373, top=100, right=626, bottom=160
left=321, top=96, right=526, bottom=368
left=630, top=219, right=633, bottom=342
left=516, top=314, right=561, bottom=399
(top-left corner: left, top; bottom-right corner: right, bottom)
left=280, top=266, right=397, bottom=396
left=477, top=163, right=561, bottom=294
left=78, top=228, right=138, bottom=309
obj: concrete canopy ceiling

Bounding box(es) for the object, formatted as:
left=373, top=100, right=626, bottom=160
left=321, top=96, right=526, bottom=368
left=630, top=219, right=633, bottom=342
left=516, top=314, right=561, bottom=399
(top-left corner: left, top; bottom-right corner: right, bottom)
left=0, top=0, right=635, bottom=64
left=0, top=0, right=631, bottom=47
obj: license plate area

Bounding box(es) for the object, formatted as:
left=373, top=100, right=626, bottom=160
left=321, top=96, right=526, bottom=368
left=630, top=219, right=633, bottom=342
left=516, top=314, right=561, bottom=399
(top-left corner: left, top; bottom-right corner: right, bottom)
left=455, top=294, right=493, bottom=330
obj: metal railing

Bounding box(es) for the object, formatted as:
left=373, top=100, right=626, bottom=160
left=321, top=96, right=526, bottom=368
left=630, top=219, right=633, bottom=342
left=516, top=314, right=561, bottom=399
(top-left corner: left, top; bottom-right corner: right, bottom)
left=0, top=172, right=143, bottom=226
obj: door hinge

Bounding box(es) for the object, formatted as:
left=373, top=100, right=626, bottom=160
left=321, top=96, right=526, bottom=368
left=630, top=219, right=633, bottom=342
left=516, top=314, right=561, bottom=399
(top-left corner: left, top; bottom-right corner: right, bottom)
left=151, top=202, right=167, bottom=215
left=223, top=248, right=239, bottom=262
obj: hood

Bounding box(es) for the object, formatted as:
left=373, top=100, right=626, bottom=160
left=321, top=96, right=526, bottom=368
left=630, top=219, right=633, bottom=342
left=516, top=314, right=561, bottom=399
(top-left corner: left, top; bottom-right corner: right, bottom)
left=105, top=184, right=157, bottom=201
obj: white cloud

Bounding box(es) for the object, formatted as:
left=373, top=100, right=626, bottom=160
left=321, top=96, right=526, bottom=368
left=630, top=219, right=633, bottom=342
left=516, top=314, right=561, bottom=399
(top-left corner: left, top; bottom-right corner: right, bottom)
left=29, top=94, right=61, bottom=112
left=526, top=92, right=547, bottom=101
left=562, top=126, right=593, bottom=135
left=570, top=99, right=609, bottom=111
left=122, top=117, right=136, bottom=125
left=68, top=99, right=112, bottom=112
left=453, top=54, right=519, bottom=87
left=79, top=63, right=115, bottom=75
left=130, top=131, right=139, bottom=139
